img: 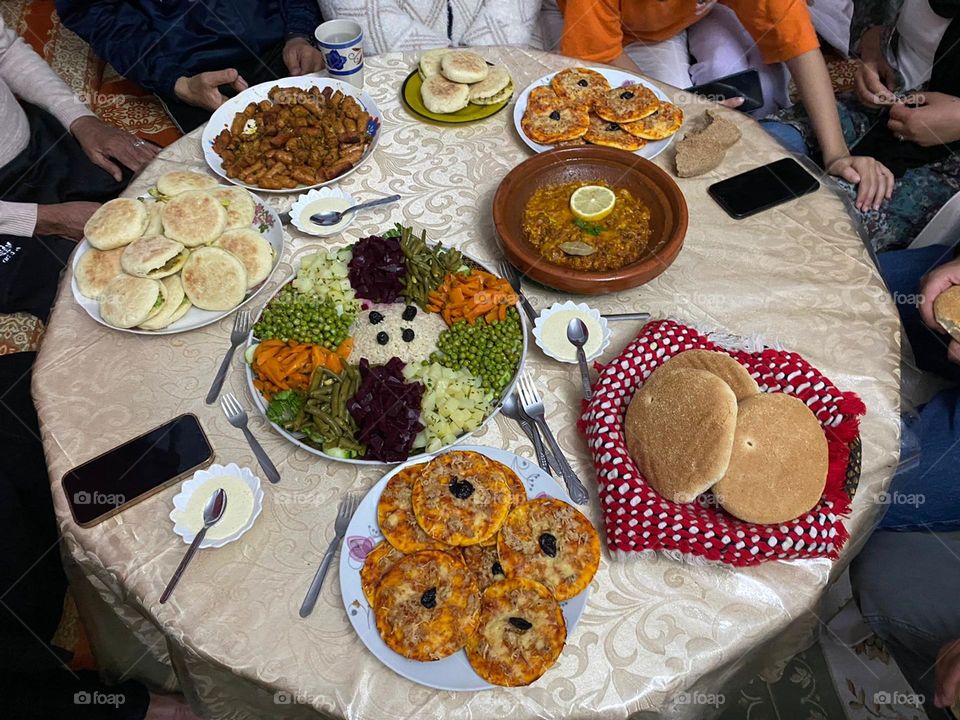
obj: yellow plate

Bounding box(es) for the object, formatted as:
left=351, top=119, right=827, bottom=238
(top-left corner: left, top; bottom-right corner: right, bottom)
left=401, top=69, right=511, bottom=125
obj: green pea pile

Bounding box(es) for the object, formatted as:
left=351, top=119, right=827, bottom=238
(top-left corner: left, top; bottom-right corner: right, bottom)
left=430, top=308, right=523, bottom=395
left=253, top=286, right=355, bottom=350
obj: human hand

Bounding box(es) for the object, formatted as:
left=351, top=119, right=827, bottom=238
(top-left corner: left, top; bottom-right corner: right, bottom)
left=283, top=37, right=325, bottom=75
left=70, top=116, right=159, bottom=182
left=35, top=202, right=101, bottom=241
left=825, top=155, right=895, bottom=211
left=854, top=26, right=896, bottom=108
left=888, top=92, right=960, bottom=147
left=918, top=257, right=960, bottom=331
left=174, top=69, right=248, bottom=112
left=935, top=639, right=960, bottom=708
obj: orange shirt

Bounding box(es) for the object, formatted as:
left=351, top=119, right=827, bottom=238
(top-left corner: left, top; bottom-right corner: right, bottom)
left=558, top=0, right=819, bottom=66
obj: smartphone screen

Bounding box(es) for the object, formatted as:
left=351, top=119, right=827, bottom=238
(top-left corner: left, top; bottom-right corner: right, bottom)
left=686, top=69, right=763, bottom=113
left=708, top=158, right=820, bottom=219
left=62, top=414, right=213, bottom=527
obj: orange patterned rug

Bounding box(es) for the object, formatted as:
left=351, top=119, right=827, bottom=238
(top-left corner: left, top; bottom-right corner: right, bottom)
left=1, top=0, right=182, bottom=147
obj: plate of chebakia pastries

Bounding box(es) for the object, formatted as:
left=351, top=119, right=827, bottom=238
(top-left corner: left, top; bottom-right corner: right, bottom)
left=402, top=48, right=514, bottom=124
left=70, top=170, right=283, bottom=334
left=339, top=446, right=601, bottom=690
left=515, top=67, right=684, bottom=160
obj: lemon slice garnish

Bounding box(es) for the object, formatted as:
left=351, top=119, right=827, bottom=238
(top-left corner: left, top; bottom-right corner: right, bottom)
left=570, top=185, right=616, bottom=222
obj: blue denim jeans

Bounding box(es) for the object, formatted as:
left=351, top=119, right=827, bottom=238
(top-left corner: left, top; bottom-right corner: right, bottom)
left=876, top=245, right=960, bottom=532
left=759, top=119, right=809, bottom=156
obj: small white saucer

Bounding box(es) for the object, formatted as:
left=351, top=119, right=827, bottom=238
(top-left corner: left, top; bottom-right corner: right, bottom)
left=170, top=463, right=263, bottom=548
left=533, top=301, right=611, bottom=364
left=289, top=187, right=356, bottom=236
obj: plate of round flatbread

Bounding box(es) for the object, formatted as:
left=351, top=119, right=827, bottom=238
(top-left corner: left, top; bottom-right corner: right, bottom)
left=70, top=171, right=284, bottom=334
left=339, top=445, right=599, bottom=691
left=514, top=68, right=682, bottom=160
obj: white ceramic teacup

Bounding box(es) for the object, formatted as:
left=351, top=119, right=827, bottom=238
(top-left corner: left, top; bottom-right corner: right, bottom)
left=315, top=19, right=364, bottom=88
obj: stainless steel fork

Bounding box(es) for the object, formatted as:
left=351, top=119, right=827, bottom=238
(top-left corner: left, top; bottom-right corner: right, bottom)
left=220, top=392, right=281, bottom=484
left=498, top=260, right=538, bottom=327
left=206, top=310, right=251, bottom=404
left=299, top=493, right=360, bottom=618
left=516, top=374, right=589, bottom=505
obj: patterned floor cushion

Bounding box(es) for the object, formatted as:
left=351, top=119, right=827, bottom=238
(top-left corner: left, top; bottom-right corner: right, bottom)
left=1, top=0, right=182, bottom=147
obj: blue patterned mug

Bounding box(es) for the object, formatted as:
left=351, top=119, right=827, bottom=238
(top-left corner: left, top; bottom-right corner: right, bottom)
left=315, top=19, right=364, bottom=88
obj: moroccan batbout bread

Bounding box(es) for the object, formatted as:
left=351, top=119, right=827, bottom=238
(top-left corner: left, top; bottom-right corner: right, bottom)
left=468, top=66, right=511, bottom=102
left=161, top=189, right=227, bottom=247
left=440, top=50, right=489, bottom=84
left=120, top=235, right=188, bottom=279
left=155, top=170, right=218, bottom=196
left=139, top=274, right=188, bottom=331
left=714, top=392, right=829, bottom=524
left=98, top=274, right=163, bottom=329
left=625, top=367, right=737, bottom=503
left=650, top=349, right=760, bottom=401
left=420, top=75, right=470, bottom=114
left=418, top=48, right=449, bottom=78
left=84, top=198, right=148, bottom=250
left=75, top=247, right=124, bottom=300
left=209, top=186, right=256, bottom=230
left=180, top=247, right=246, bottom=311
left=213, top=228, right=273, bottom=288
left=934, top=285, right=960, bottom=342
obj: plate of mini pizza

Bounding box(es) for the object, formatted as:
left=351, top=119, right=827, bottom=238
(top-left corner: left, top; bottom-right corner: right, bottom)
left=514, top=67, right=683, bottom=160
left=338, top=446, right=601, bottom=690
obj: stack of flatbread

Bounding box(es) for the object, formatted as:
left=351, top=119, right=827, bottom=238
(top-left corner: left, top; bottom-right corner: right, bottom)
left=417, top=49, right=513, bottom=114
left=78, top=171, right=274, bottom=330
left=623, top=350, right=829, bottom=525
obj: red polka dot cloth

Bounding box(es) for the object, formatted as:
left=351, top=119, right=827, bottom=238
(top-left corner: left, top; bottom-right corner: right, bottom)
left=578, top=320, right=866, bottom=567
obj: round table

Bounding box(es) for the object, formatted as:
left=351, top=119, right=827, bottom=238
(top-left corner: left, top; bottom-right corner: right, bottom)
left=35, top=48, right=900, bottom=720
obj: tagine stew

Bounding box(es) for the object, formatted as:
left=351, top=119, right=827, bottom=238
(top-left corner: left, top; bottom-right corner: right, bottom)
left=522, top=181, right=651, bottom=271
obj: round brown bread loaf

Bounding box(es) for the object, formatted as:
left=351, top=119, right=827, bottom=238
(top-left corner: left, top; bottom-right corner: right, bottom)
left=649, top=349, right=759, bottom=401
left=714, top=392, right=828, bottom=524
left=624, top=367, right=738, bottom=504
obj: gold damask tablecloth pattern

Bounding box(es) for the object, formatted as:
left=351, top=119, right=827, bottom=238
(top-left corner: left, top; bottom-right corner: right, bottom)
left=33, top=49, right=900, bottom=719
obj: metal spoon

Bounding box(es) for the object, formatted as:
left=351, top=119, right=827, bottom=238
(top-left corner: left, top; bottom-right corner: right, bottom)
left=160, top=488, right=227, bottom=604
left=502, top=391, right=554, bottom=476
left=567, top=318, right=592, bottom=401
left=308, top=194, right=401, bottom=226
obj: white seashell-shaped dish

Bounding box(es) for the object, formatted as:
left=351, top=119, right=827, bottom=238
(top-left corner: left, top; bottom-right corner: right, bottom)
left=170, top=463, right=263, bottom=548
left=533, top=301, right=611, bottom=364
left=289, top=186, right=357, bottom=237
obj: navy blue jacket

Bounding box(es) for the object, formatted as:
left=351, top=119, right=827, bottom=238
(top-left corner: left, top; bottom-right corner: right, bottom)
left=55, top=1, right=322, bottom=97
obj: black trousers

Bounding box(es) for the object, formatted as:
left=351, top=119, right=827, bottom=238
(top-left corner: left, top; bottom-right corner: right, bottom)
left=158, top=40, right=290, bottom=134
left=0, top=109, right=148, bottom=718
left=0, top=102, right=130, bottom=322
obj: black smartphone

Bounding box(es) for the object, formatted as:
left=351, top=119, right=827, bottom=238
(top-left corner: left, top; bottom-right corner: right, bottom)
left=708, top=158, right=820, bottom=219
left=686, top=69, right=763, bottom=113
left=62, top=414, right=214, bottom=527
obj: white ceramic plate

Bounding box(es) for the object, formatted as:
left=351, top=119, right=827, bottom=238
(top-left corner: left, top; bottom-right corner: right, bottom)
left=70, top=190, right=284, bottom=335
left=513, top=69, right=675, bottom=160
left=244, top=249, right=528, bottom=466
left=338, top=444, right=590, bottom=691
left=169, top=463, right=264, bottom=549
left=201, top=76, right=382, bottom=193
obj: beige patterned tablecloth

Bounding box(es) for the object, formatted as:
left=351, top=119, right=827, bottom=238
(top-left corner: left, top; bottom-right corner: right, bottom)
left=33, top=49, right=900, bottom=720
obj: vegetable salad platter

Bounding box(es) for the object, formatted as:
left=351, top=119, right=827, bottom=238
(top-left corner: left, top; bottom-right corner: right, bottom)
left=245, top=225, right=528, bottom=464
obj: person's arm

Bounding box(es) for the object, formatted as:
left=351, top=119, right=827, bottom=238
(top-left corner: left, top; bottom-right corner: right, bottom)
left=54, top=0, right=180, bottom=97
left=0, top=18, right=92, bottom=132
left=557, top=0, right=623, bottom=63
left=788, top=49, right=894, bottom=210
left=0, top=201, right=100, bottom=240
left=853, top=24, right=897, bottom=108
left=936, top=640, right=960, bottom=709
